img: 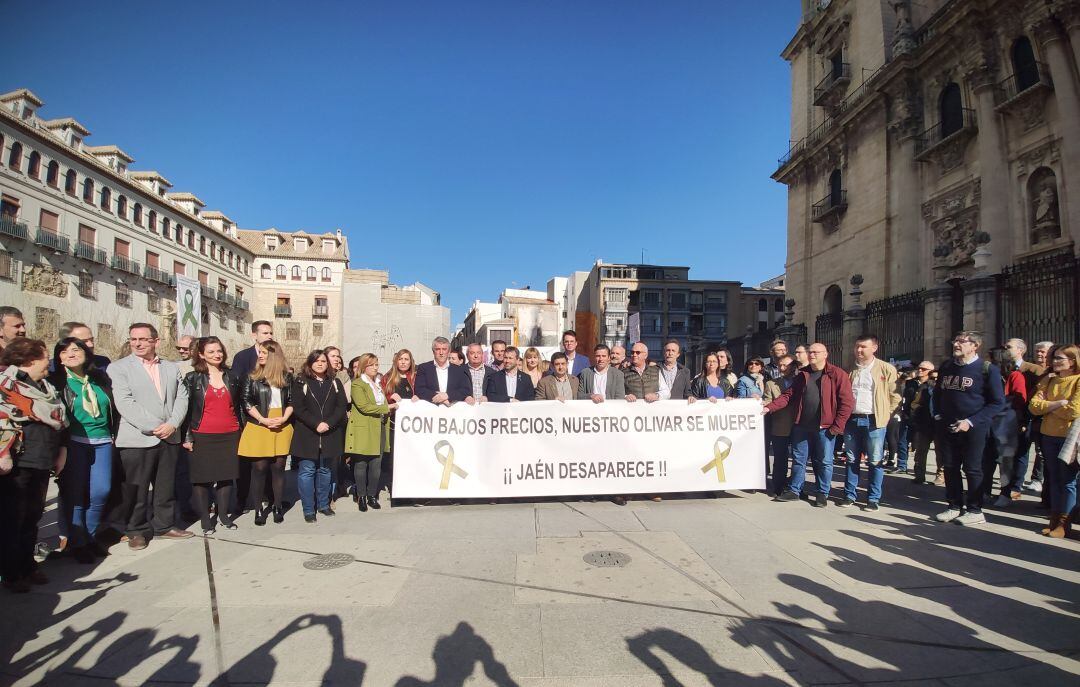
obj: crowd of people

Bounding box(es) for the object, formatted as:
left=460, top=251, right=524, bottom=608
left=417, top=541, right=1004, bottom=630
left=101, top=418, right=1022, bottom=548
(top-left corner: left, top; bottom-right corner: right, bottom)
left=0, top=304, right=1077, bottom=594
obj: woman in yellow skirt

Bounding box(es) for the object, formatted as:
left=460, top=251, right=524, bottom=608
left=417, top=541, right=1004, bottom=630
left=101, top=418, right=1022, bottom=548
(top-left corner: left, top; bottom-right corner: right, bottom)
left=239, top=339, right=294, bottom=525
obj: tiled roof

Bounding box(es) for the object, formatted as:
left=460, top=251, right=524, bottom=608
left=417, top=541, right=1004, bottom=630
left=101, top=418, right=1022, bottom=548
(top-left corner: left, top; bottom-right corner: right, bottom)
left=236, top=228, right=349, bottom=261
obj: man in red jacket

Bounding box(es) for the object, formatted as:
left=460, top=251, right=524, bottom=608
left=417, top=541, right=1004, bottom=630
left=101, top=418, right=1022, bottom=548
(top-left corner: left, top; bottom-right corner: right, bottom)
left=763, top=342, right=855, bottom=507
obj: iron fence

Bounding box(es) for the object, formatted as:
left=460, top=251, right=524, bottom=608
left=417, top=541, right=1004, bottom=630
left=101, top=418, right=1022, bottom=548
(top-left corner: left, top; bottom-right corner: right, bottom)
left=815, top=313, right=842, bottom=358
left=865, top=289, right=925, bottom=365
left=997, top=251, right=1080, bottom=348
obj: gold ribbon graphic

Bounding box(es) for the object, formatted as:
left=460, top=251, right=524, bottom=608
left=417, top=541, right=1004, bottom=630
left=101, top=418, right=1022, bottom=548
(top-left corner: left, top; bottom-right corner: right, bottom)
left=701, top=436, right=732, bottom=483
left=435, top=439, right=468, bottom=489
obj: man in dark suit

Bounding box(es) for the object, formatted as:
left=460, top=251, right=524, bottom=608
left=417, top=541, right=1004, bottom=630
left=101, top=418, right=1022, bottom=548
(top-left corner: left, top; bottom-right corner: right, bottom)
left=414, top=336, right=473, bottom=405
left=231, top=320, right=274, bottom=381
left=545, top=330, right=590, bottom=377
left=484, top=347, right=535, bottom=402
left=462, top=343, right=494, bottom=402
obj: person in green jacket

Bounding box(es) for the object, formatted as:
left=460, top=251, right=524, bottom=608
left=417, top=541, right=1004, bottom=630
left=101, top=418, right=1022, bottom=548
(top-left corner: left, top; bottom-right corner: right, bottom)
left=345, top=353, right=397, bottom=511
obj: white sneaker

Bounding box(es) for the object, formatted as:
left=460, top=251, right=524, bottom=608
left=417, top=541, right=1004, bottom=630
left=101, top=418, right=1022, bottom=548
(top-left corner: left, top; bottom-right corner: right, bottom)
left=992, top=495, right=1012, bottom=508
left=955, top=511, right=986, bottom=526
left=1026, top=480, right=1042, bottom=494
left=933, top=508, right=962, bottom=523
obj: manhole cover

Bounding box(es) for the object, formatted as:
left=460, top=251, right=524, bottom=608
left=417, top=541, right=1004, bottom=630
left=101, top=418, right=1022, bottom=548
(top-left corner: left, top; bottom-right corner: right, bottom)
left=303, top=553, right=355, bottom=570
left=583, top=550, right=631, bottom=568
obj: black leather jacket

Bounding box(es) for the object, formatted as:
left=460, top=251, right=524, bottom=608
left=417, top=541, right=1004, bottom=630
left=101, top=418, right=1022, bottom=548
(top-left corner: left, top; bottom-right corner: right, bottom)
left=49, top=369, right=120, bottom=439
left=689, top=373, right=734, bottom=400
left=243, top=374, right=294, bottom=422
left=183, top=369, right=246, bottom=441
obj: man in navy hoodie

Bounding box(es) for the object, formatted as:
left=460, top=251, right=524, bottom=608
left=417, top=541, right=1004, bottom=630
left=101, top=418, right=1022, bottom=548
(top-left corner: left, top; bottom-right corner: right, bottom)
left=932, top=331, right=1005, bottom=526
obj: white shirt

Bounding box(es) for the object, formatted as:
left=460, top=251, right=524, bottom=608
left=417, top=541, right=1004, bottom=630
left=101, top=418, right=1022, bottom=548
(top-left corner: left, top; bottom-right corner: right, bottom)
left=505, top=371, right=518, bottom=399
left=435, top=361, right=450, bottom=393
left=852, top=360, right=875, bottom=415
left=270, top=386, right=282, bottom=409
left=658, top=364, right=678, bottom=400
left=362, top=375, right=386, bottom=404
left=565, top=352, right=578, bottom=371
left=593, top=367, right=608, bottom=397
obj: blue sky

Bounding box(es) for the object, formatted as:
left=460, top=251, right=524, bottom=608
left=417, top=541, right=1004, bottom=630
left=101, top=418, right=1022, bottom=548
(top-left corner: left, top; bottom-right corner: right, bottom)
left=3, top=1, right=798, bottom=326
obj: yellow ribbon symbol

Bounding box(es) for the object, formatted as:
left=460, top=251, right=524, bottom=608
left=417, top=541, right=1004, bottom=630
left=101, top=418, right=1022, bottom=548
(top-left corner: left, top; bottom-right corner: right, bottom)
left=435, top=440, right=468, bottom=490
left=701, top=436, right=732, bottom=483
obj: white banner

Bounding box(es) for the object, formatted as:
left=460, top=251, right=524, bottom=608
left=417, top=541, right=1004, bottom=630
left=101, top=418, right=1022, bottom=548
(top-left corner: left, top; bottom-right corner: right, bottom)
left=392, top=399, right=765, bottom=498
left=174, top=274, right=202, bottom=339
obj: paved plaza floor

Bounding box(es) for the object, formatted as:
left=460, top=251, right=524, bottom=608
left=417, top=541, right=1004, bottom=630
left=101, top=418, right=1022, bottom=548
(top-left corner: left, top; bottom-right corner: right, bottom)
left=2, top=467, right=1078, bottom=686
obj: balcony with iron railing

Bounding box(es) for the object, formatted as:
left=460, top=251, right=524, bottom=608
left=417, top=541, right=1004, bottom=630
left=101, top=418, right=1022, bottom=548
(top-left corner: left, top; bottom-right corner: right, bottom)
left=812, top=190, right=848, bottom=224
left=313, top=305, right=329, bottom=318
left=995, top=62, right=1053, bottom=110
left=74, top=242, right=108, bottom=265
left=274, top=304, right=292, bottom=318
left=34, top=227, right=69, bottom=253
left=111, top=255, right=141, bottom=275
left=216, top=289, right=230, bottom=302
left=143, top=265, right=174, bottom=286
left=813, top=63, right=851, bottom=106
left=0, top=216, right=29, bottom=240
left=236, top=298, right=249, bottom=310
left=914, top=109, right=977, bottom=161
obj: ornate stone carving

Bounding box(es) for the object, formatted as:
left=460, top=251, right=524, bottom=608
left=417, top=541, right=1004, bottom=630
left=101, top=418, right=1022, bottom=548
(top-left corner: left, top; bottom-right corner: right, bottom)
left=1016, top=138, right=1061, bottom=176
left=22, top=264, right=68, bottom=297
left=1029, top=167, right=1061, bottom=244
left=891, top=0, right=916, bottom=56
left=925, top=179, right=985, bottom=279
left=937, top=136, right=968, bottom=171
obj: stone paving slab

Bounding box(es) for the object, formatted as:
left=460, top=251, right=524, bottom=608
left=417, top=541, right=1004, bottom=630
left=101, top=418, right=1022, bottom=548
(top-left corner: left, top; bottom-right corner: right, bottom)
left=3, top=471, right=1079, bottom=686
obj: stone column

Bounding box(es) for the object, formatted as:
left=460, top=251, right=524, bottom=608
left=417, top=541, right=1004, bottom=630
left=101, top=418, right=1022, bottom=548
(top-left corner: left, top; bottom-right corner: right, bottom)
left=923, top=284, right=954, bottom=362
left=1060, top=3, right=1080, bottom=74
left=1032, top=12, right=1080, bottom=245
left=969, top=73, right=1011, bottom=270
left=961, top=275, right=998, bottom=348
left=887, top=76, right=924, bottom=287
left=841, top=275, right=867, bottom=370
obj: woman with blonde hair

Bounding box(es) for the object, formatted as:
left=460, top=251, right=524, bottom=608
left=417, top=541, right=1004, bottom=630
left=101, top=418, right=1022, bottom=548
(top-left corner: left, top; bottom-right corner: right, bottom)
left=346, top=353, right=397, bottom=511
left=380, top=349, right=416, bottom=497
left=238, top=339, right=294, bottom=525
left=1029, top=343, right=1080, bottom=538
left=522, top=347, right=544, bottom=388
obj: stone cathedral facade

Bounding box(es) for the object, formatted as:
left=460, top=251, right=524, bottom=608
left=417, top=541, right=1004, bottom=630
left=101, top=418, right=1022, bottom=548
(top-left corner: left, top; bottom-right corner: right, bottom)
left=773, top=0, right=1080, bottom=367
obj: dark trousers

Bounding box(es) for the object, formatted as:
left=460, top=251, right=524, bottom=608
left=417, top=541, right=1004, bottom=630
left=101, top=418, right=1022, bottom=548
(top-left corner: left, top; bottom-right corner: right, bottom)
left=174, top=447, right=194, bottom=518
left=352, top=454, right=382, bottom=498
left=0, top=466, right=50, bottom=582
left=769, top=435, right=790, bottom=496
left=119, top=443, right=178, bottom=537
left=911, top=428, right=933, bottom=481
left=935, top=423, right=989, bottom=513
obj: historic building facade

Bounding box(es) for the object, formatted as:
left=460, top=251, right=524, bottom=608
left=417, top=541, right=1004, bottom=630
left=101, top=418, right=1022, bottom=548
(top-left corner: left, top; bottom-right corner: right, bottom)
left=774, top=0, right=1080, bottom=367
left=342, top=269, right=450, bottom=365
left=236, top=228, right=350, bottom=363
left=0, top=88, right=254, bottom=356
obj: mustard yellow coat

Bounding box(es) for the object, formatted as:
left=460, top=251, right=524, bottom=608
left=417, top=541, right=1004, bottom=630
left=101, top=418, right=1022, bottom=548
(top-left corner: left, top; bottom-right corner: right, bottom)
left=344, top=377, right=390, bottom=456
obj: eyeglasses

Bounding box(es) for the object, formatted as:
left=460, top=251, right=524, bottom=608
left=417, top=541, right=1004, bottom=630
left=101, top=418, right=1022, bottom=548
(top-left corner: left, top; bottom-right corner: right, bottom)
left=631, top=350, right=646, bottom=356
left=953, top=338, right=975, bottom=344
left=129, top=337, right=156, bottom=344
left=807, top=350, right=825, bottom=356
left=1052, top=356, right=1070, bottom=362
left=918, top=366, right=933, bottom=371
left=176, top=346, right=190, bottom=352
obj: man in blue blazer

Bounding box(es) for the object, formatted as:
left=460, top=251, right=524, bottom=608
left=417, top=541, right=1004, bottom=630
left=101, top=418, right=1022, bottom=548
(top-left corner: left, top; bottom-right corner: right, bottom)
left=484, top=347, right=536, bottom=402
left=546, top=330, right=590, bottom=377
left=414, top=337, right=473, bottom=405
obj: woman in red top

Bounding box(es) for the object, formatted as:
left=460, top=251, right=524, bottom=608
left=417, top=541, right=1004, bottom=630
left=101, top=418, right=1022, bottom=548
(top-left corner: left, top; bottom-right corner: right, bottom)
left=183, top=337, right=246, bottom=535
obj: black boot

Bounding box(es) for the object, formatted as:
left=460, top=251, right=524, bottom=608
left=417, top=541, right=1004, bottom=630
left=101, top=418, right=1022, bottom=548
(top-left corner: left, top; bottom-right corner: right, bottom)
left=272, top=506, right=284, bottom=524
left=358, top=497, right=368, bottom=512
left=254, top=506, right=267, bottom=526
left=368, top=495, right=381, bottom=510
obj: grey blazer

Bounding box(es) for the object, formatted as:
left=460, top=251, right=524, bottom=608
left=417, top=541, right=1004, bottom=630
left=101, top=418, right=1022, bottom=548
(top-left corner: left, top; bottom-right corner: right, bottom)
left=577, top=367, right=626, bottom=400
left=109, top=354, right=189, bottom=448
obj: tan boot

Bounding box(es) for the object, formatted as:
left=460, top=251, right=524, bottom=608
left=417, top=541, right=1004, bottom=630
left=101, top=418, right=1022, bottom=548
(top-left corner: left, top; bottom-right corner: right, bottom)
left=1041, top=513, right=1061, bottom=536
left=1048, top=513, right=1071, bottom=539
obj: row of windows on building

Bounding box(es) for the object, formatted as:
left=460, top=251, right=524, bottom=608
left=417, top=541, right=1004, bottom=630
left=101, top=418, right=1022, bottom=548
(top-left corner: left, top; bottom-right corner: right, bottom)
left=0, top=133, right=250, bottom=276
left=260, top=263, right=334, bottom=282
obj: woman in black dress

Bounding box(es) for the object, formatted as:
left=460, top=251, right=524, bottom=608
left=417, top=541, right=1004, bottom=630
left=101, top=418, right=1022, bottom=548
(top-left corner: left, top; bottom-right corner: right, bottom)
left=183, top=337, right=245, bottom=535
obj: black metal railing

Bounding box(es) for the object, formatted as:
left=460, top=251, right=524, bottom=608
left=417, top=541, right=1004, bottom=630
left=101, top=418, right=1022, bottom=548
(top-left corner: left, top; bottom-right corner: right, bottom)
left=116, top=289, right=132, bottom=308
left=0, top=255, right=18, bottom=281
left=812, top=190, right=848, bottom=223
left=216, top=289, right=229, bottom=302
left=997, top=251, right=1080, bottom=349
left=814, top=63, right=851, bottom=105
left=77, top=278, right=98, bottom=300
left=274, top=304, right=292, bottom=318
left=313, top=305, right=329, bottom=318
left=111, top=255, right=141, bottom=275
left=74, top=242, right=108, bottom=264
left=143, top=265, right=173, bottom=285
left=815, top=312, right=842, bottom=358
left=236, top=298, right=249, bottom=310
left=0, top=216, right=29, bottom=240
left=866, top=289, right=926, bottom=364
left=995, top=62, right=1052, bottom=106
left=914, top=108, right=976, bottom=159
left=34, top=228, right=69, bottom=253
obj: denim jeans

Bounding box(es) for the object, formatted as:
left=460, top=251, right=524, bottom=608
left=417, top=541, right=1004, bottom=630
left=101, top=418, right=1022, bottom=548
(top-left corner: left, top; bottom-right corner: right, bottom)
left=787, top=427, right=836, bottom=497
left=896, top=421, right=911, bottom=470
left=59, top=441, right=114, bottom=547
left=769, top=435, right=791, bottom=496
left=843, top=418, right=887, bottom=504
left=1041, top=435, right=1078, bottom=515
left=296, top=459, right=332, bottom=516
